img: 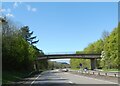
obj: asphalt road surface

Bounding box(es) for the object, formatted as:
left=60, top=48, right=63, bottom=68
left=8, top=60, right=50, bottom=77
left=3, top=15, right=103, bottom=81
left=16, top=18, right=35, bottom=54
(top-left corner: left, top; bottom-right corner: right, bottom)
left=10, top=69, right=119, bottom=86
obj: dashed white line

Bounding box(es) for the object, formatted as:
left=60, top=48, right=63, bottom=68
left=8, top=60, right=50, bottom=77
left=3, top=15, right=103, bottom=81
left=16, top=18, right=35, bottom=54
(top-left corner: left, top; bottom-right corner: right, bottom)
left=60, top=77, right=63, bottom=79
left=30, top=74, right=41, bottom=86
left=64, top=72, right=118, bottom=84
left=58, top=76, right=73, bottom=84
left=73, top=74, right=118, bottom=84
left=69, top=81, right=73, bottom=84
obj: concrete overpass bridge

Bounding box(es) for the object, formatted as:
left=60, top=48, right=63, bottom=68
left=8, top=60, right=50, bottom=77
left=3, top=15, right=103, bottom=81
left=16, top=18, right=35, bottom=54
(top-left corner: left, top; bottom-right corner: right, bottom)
left=36, top=53, right=101, bottom=70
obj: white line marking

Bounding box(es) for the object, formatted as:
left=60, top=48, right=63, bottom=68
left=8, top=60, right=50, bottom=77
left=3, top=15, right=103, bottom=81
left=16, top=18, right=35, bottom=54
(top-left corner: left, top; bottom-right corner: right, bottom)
left=73, top=74, right=118, bottom=84
left=60, top=77, right=63, bottom=79
left=30, top=74, right=41, bottom=86
left=69, top=81, right=73, bottom=84
left=65, top=72, right=118, bottom=84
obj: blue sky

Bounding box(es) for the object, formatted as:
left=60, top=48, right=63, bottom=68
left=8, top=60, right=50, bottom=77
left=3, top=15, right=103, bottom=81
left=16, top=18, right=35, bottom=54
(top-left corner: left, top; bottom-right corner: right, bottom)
left=1, top=2, right=118, bottom=63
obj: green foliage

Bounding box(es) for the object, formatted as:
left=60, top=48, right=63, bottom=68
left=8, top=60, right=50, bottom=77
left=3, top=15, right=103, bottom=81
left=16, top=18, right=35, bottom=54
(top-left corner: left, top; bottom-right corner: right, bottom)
left=84, top=39, right=104, bottom=54
left=2, top=17, right=44, bottom=71
left=20, top=26, right=39, bottom=45
left=70, top=25, right=119, bottom=70
left=70, top=57, right=90, bottom=69
left=2, top=71, right=32, bottom=84
left=118, top=23, right=120, bottom=70
left=38, top=60, right=48, bottom=70
left=101, top=27, right=118, bottom=69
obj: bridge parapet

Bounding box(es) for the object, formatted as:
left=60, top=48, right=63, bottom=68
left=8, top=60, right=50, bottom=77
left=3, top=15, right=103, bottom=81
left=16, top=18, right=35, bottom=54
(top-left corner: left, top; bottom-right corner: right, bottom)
left=45, top=51, right=76, bottom=55
left=37, top=53, right=101, bottom=60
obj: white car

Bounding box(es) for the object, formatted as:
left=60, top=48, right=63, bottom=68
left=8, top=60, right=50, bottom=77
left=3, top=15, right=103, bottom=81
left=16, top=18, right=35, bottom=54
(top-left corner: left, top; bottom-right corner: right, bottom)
left=61, top=68, right=68, bottom=72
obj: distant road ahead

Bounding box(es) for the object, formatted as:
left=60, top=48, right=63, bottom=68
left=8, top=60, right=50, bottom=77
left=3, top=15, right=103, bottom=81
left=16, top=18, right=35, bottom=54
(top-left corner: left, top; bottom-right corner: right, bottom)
left=17, top=70, right=118, bottom=86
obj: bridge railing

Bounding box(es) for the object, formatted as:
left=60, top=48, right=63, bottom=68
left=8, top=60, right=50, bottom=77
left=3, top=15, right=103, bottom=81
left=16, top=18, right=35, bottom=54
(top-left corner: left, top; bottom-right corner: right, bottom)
left=44, top=51, right=101, bottom=55
left=44, top=51, right=76, bottom=55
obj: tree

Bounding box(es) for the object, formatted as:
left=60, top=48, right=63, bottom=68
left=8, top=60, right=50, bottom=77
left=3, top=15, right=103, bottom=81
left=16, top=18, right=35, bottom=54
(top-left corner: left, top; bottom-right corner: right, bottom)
left=101, top=28, right=118, bottom=69
left=70, top=27, right=118, bottom=69
left=20, top=26, right=39, bottom=45
left=102, top=30, right=110, bottom=40
left=2, top=17, right=44, bottom=71
left=70, top=51, right=91, bottom=69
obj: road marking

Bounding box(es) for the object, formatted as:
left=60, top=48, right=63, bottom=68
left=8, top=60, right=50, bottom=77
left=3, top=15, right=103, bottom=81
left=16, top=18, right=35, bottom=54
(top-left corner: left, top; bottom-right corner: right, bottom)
left=73, top=74, right=118, bottom=84
left=65, top=72, right=118, bottom=84
left=69, top=81, right=73, bottom=84
left=30, top=74, right=41, bottom=86
left=60, top=77, right=63, bottom=79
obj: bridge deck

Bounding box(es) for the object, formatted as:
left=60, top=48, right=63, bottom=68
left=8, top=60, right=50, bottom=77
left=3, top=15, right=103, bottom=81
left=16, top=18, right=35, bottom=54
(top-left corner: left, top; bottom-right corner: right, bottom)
left=37, top=53, right=101, bottom=60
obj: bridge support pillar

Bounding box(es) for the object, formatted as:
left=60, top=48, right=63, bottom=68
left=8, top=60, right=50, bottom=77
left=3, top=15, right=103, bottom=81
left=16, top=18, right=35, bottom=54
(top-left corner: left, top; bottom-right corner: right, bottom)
left=34, top=60, right=39, bottom=71
left=90, top=58, right=96, bottom=70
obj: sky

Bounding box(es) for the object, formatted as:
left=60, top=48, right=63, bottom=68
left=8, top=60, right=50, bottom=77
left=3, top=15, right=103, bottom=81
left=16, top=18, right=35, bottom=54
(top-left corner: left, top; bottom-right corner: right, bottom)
left=1, top=2, right=118, bottom=63
left=2, top=0, right=120, bottom=2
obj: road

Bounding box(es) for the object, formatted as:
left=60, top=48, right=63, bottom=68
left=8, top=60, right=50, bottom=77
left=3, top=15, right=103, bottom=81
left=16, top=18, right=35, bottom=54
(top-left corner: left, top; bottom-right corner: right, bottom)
left=15, top=70, right=119, bottom=86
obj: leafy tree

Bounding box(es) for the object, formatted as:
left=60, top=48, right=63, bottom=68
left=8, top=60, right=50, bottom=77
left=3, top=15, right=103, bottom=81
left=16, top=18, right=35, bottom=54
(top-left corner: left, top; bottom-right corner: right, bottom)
left=70, top=26, right=118, bottom=70
left=20, top=26, right=39, bottom=45
left=101, top=27, right=118, bottom=69
left=70, top=51, right=91, bottom=69
left=102, top=30, right=110, bottom=40
left=2, top=17, right=45, bottom=71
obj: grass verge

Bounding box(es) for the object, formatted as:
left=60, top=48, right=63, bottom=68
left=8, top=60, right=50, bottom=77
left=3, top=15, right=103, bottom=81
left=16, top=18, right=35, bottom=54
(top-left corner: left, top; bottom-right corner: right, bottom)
left=71, top=68, right=120, bottom=72
left=71, top=68, right=80, bottom=70
left=2, top=70, right=34, bottom=84
left=102, top=69, right=120, bottom=72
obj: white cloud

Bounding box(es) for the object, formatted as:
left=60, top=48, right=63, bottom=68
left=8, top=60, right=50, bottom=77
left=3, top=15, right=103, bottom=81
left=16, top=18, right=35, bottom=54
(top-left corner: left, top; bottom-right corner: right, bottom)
left=13, top=2, right=18, bottom=8
left=0, top=8, right=14, bottom=17
left=7, top=8, right=11, bottom=12
left=0, top=15, right=4, bottom=18
left=0, top=8, right=6, bottom=12
left=31, top=8, right=37, bottom=12
left=19, top=1, right=23, bottom=4
left=27, top=5, right=31, bottom=11
left=27, top=5, right=37, bottom=12
left=13, top=1, right=23, bottom=8
left=0, top=8, right=11, bottom=13
left=6, top=13, right=14, bottom=17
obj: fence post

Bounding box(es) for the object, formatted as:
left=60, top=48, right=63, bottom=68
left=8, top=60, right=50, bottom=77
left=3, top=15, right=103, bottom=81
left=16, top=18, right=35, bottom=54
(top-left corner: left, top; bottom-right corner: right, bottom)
left=114, top=74, right=116, bottom=77
left=98, top=72, right=100, bottom=75
left=105, top=73, right=107, bottom=76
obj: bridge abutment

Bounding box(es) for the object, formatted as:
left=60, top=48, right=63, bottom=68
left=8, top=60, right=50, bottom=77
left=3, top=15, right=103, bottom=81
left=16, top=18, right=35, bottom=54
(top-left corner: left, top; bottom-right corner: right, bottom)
left=90, top=58, right=96, bottom=70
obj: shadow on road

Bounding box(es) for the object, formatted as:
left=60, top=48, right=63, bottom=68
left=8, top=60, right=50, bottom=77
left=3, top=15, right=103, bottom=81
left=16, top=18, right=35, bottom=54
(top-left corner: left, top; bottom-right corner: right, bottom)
left=2, top=83, right=119, bottom=86
left=21, top=78, right=68, bottom=81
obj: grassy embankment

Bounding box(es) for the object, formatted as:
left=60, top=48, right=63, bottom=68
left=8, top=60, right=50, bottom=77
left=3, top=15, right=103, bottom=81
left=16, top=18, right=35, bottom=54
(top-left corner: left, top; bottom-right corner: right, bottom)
left=2, top=71, right=33, bottom=84
left=102, top=69, right=120, bottom=72
left=2, top=69, right=47, bottom=84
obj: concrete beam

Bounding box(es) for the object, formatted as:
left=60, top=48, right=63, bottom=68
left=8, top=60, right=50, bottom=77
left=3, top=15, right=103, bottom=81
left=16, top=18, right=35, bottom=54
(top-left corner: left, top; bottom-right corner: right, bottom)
left=37, top=54, right=101, bottom=60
